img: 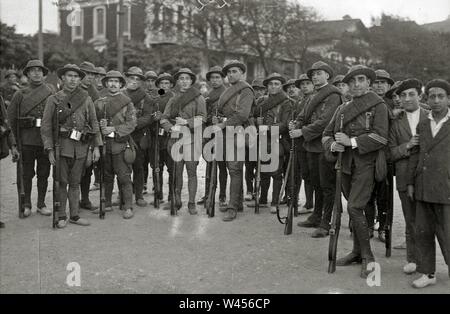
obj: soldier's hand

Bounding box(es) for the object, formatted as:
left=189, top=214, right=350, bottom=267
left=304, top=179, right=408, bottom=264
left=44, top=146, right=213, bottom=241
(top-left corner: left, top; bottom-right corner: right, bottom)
left=48, top=150, right=56, bottom=166
left=335, top=132, right=351, bottom=146
left=99, top=119, right=108, bottom=128
left=407, top=185, right=415, bottom=201
left=212, top=116, right=219, bottom=125
left=406, top=135, right=419, bottom=150
left=331, top=141, right=345, bottom=153
left=92, top=147, right=100, bottom=163
left=11, top=146, right=19, bottom=162
left=154, top=111, right=162, bottom=120
left=289, top=129, right=302, bottom=138
left=256, top=117, right=264, bottom=126
left=175, top=117, right=188, bottom=126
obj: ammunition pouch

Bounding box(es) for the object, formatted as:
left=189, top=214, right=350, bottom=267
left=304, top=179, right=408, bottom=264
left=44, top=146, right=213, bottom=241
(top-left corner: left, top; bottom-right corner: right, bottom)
left=80, top=132, right=94, bottom=144
left=115, top=134, right=130, bottom=143
left=18, top=116, right=37, bottom=128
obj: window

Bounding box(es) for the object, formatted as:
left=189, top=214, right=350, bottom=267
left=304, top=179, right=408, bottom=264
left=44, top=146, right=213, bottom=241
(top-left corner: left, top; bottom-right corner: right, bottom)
left=117, top=4, right=131, bottom=39
left=93, top=6, right=106, bottom=38
left=71, top=8, right=83, bottom=41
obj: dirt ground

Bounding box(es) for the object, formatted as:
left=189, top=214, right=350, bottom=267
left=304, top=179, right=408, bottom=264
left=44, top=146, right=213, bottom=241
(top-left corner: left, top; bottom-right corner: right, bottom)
left=0, top=156, right=448, bottom=294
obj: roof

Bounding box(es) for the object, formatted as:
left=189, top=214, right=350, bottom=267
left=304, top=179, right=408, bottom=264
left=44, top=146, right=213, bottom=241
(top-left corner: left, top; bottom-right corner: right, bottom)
left=422, top=17, right=450, bottom=33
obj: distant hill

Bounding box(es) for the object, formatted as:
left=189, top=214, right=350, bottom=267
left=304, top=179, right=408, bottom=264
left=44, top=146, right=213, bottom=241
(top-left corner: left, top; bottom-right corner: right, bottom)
left=422, top=16, right=450, bottom=33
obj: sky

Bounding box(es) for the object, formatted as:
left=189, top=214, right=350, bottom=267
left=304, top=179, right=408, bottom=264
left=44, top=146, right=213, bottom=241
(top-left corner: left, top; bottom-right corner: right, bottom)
left=0, top=0, right=449, bottom=35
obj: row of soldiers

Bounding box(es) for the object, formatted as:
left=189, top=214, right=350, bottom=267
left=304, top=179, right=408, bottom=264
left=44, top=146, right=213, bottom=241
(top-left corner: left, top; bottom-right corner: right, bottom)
left=1, top=58, right=449, bottom=289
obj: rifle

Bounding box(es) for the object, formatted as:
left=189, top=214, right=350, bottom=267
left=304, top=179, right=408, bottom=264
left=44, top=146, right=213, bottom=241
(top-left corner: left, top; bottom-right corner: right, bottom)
left=254, top=107, right=262, bottom=214
left=52, top=103, right=61, bottom=228
left=98, top=111, right=106, bottom=219
left=205, top=109, right=219, bottom=218
left=328, top=113, right=344, bottom=274
left=276, top=112, right=296, bottom=235
left=14, top=95, right=25, bottom=219
left=0, top=96, right=11, bottom=138
left=170, top=157, right=177, bottom=216
left=154, top=97, right=162, bottom=209
left=384, top=165, right=394, bottom=257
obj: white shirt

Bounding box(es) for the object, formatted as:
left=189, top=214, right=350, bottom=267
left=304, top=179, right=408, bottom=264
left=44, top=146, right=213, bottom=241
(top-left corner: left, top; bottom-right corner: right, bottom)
left=406, top=108, right=421, bottom=136
left=428, top=108, right=450, bottom=138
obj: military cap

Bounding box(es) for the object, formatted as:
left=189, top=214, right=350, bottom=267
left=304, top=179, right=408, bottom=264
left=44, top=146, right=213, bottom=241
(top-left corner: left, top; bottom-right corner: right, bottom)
left=101, top=70, right=126, bottom=88
left=425, top=79, right=450, bottom=96
left=79, top=61, right=97, bottom=74
left=374, top=69, right=395, bottom=85
left=294, top=73, right=311, bottom=88
left=222, top=60, right=246, bottom=76
left=385, top=81, right=402, bottom=99
left=124, top=66, right=145, bottom=80
left=95, top=67, right=106, bottom=76
left=251, top=78, right=265, bottom=89
left=174, top=68, right=197, bottom=84
left=342, top=65, right=376, bottom=84
left=4, top=69, right=18, bottom=79
left=155, top=72, right=174, bottom=87
left=56, top=64, right=85, bottom=79
left=144, top=71, right=158, bottom=80
left=307, top=61, right=334, bottom=80
left=206, top=66, right=225, bottom=81
left=282, top=79, right=297, bottom=92
left=332, top=75, right=346, bottom=86
left=396, top=78, right=423, bottom=96
left=23, top=59, right=49, bottom=76
left=263, top=73, right=286, bottom=87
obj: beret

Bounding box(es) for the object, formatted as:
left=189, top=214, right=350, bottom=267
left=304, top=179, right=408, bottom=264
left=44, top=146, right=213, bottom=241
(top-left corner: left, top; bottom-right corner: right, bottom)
left=425, top=79, right=450, bottom=95
left=396, top=79, right=423, bottom=95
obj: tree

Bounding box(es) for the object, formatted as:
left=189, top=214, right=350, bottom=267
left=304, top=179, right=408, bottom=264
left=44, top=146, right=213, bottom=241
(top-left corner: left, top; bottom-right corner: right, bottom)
left=0, top=23, right=35, bottom=69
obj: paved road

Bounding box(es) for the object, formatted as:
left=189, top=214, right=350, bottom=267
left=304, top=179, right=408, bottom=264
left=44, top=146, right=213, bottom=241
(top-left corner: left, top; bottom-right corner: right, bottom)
left=0, top=157, right=448, bottom=294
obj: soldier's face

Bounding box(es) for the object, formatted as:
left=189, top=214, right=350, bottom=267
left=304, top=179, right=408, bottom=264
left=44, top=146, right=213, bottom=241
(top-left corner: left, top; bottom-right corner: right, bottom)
left=145, top=78, right=156, bottom=90
left=427, top=87, right=450, bottom=113
left=178, top=74, right=193, bottom=91
left=348, top=75, right=371, bottom=97
left=400, top=88, right=420, bottom=112
left=372, top=79, right=391, bottom=96
left=158, top=80, right=172, bottom=91
left=267, top=80, right=283, bottom=95
left=82, top=72, right=95, bottom=85
left=7, top=74, right=18, bottom=84
left=286, top=85, right=299, bottom=97
left=336, top=82, right=349, bottom=95
left=95, top=74, right=104, bottom=87
left=227, top=67, right=244, bottom=84
left=126, top=75, right=142, bottom=90
left=209, top=73, right=223, bottom=89
left=254, top=87, right=266, bottom=99
left=107, top=78, right=121, bottom=93
left=392, top=93, right=401, bottom=106
left=27, top=67, right=44, bottom=83
left=62, top=71, right=81, bottom=90
left=299, top=80, right=314, bottom=95
left=311, top=70, right=329, bottom=87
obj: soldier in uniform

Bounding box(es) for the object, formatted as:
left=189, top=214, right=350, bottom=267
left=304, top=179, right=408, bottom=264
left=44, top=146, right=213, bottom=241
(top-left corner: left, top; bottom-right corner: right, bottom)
left=323, top=65, right=389, bottom=278
left=252, top=73, right=292, bottom=213
left=389, top=78, right=429, bottom=275
left=332, top=75, right=351, bottom=101
left=160, top=68, right=206, bottom=214
left=198, top=66, right=228, bottom=208
left=78, top=61, right=101, bottom=211
left=406, top=79, right=450, bottom=289
left=1, top=96, right=20, bottom=228
left=214, top=60, right=255, bottom=221
left=291, top=61, right=343, bottom=238
left=291, top=74, right=315, bottom=215
left=0, top=69, right=20, bottom=107
left=244, top=78, right=266, bottom=202
left=94, top=71, right=137, bottom=219
left=41, top=64, right=102, bottom=228
left=123, top=66, right=153, bottom=207
left=150, top=73, right=175, bottom=207
left=7, top=59, right=54, bottom=217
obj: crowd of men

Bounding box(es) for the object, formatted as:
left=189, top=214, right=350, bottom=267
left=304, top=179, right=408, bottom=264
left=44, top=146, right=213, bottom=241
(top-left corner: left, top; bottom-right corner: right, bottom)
left=0, top=58, right=449, bottom=290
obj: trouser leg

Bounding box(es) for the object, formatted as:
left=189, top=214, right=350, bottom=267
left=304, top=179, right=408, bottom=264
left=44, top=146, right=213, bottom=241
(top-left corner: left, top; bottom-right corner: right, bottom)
left=306, top=152, right=322, bottom=224
left=186, top=161, right=198, bottom=204
left=21, top=145, right=37, bottom=207
left=399, top=191, right=417, bottom=263
left=36, top=146, right=50, bottom=207
left=218, top=161, right=227, bottom=199
left=319, top=153, right=336, bottom=230
left=113, top=152, right=133, bottom=210
left=415, top=201, right=437, bottom=274
left=132, top=145, right=145, bottom=201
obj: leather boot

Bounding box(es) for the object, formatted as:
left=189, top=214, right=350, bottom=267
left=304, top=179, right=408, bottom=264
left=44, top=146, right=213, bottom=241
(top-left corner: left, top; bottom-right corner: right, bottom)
left=223, top=208, right=237, bottom=222
left=336, top=252, right=362, bottom=266
left=360, top=258, right=376, bottom=279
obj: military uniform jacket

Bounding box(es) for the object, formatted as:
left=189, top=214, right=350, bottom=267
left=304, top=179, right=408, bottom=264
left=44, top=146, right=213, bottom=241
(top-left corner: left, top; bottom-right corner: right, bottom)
left=293, top=94, right=312, bottom=153
left=389, top=108, right=428, bottom=192
left=41, top=86, right=102, bottom=160
left=0, top=82, right=20, bottom=105
left=205, top=85, right=226, bottom=126
left=81, top=83, right=100, bottom=102
left=95, top=93, right=137, bottom=155
left=297, top=84, right=342, bottom=153
left=323, top=91, right=389, bottom=176
left=256, top=92, right=293, bottom=155
left=124, top=87, right=154, bottom=144
left=8, top=82, right=54, bottom=147
left=407, top=110, right=450, bottom=205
